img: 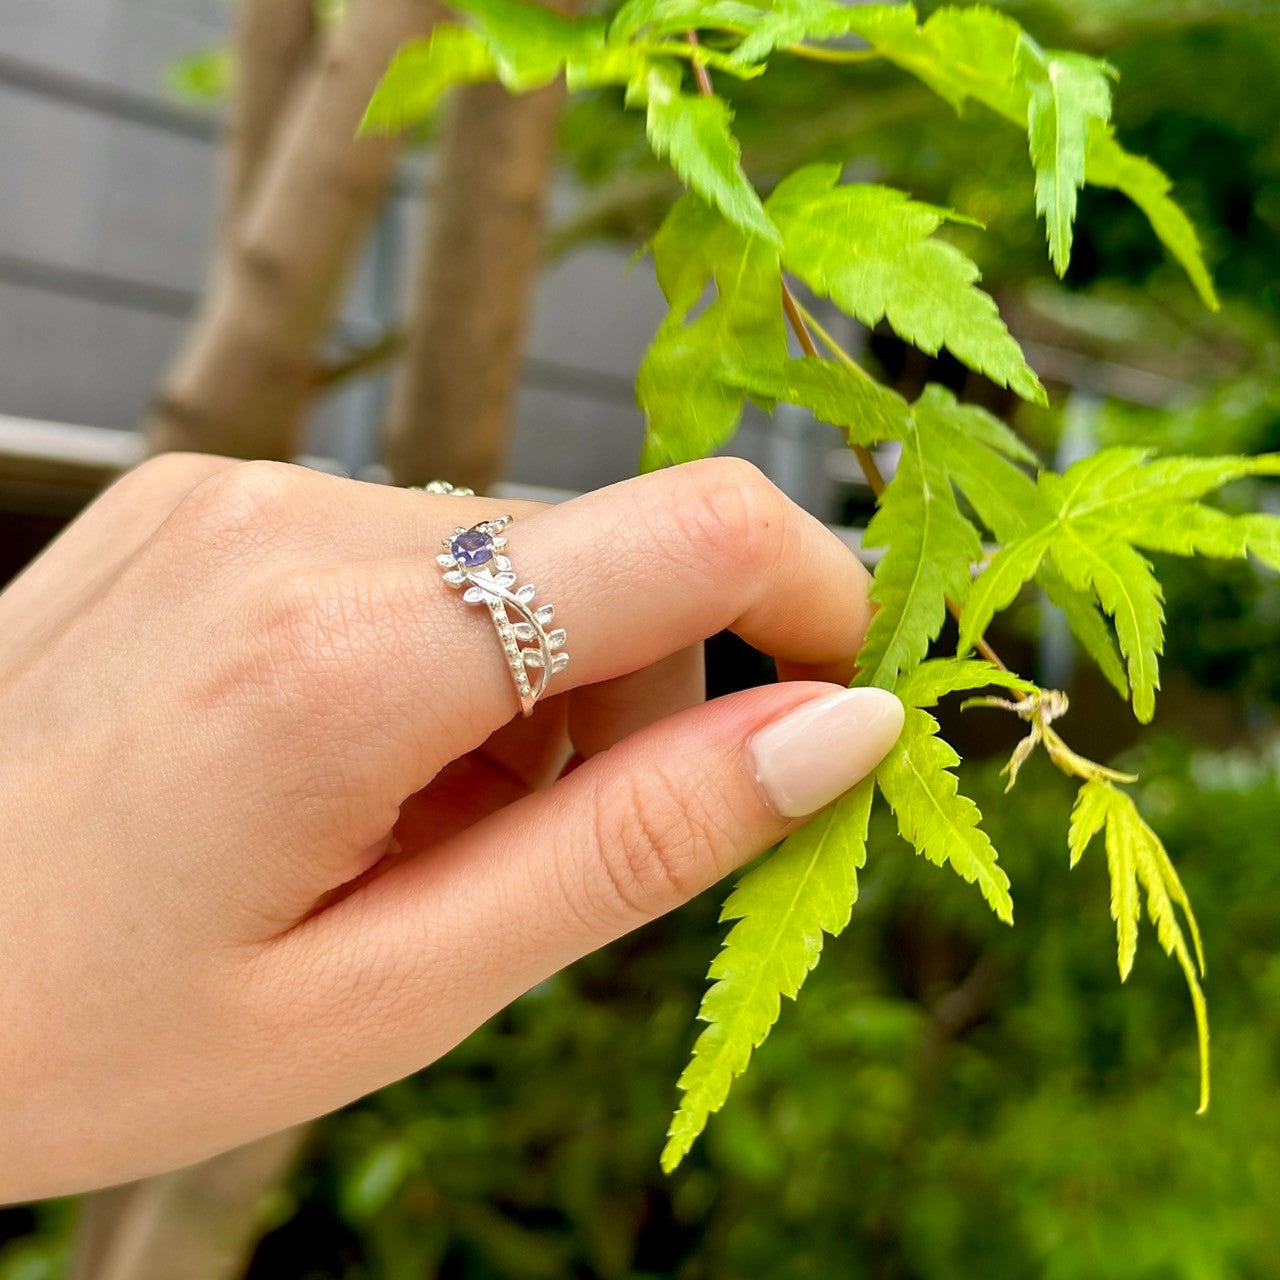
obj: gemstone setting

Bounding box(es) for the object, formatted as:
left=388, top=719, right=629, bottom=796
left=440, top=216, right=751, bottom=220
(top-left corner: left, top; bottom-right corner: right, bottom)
left=435, top=510, right=565, bottom=717
left=450, top=528, right=494, bottom=568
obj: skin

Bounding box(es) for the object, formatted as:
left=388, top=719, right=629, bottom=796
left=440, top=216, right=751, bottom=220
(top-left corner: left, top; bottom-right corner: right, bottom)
left=0, top=454, right=878, bottom=1203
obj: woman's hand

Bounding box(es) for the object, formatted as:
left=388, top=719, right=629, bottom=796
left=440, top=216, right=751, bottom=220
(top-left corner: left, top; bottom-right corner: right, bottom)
left=0, top=454, right=902, bottom=1201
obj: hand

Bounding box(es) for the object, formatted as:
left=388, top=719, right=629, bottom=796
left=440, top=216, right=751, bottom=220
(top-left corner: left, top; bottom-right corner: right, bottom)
left=0, top=454, right=902, bottom=1201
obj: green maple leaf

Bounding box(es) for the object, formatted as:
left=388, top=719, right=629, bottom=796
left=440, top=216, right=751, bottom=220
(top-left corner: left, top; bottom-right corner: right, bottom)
left=642, top=67, right=780, bottom=243
left=364, top=0, right=627, bottom=128
left=367, top=0, right=780, bottom=239
left=361, top=26, right=497, bottom=132
left=1085, top=123, right=1220, bottom=310
left=862, top=387, right=1044, bottom=695
left=1017, top=36, right=1114, bottom=275
left=735, top=2, right=1213, bottom=296
left=728, top=355, right=911, bottom=448
left=857, top=412, right=985, bottom=691
left=723, top=0, right=880, bottom=66
left=662, top=778, right=874, bottom=1173
left=637, top=196, right=786, bottom=468
left=446, top=0, right=607, bottom=88
left=896, top=656, right=1038, bottom=709
left=610, top=0, right=762, bottom=41
left=846, top=2, right=1027, bottom=118
left=734, top=365, right=1112, bottom=694
left=664, top=660, right=1033, bottom=1171
left=766, top=165, right=1045, bottom=404
left=878, top=659, right=1040, bottom=925
left=1069, top=778, right=1209, bottom=1112
left=734, top=365, right=1130, bottom=696
left=960, top=449, right=1280, bottom=722
left=915, top=391, right=1128, bottom=697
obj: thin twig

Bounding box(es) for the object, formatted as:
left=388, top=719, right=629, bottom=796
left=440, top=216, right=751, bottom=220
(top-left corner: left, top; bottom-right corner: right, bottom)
left=781, top=282, right=888, bottom=495
left=312, top=330, right=404, bottom=388
left=684, top=31, right=716, bottom=97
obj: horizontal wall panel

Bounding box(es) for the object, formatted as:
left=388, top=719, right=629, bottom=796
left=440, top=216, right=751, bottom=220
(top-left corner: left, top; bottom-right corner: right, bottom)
left=3, top=0, right=226, bottom=99
left=0, top=279, right=181, bottom=429
left=508, top=383, right=647, bottom=494
left=528, top=245, right=667, bottom=382
left=0, top=87, right=217, bottom=292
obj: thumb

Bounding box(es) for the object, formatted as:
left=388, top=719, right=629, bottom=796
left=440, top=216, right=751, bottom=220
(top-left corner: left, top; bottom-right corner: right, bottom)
left=533, top=681, right=906, bottom=937
left=265, top=683, right=903, bottom=1116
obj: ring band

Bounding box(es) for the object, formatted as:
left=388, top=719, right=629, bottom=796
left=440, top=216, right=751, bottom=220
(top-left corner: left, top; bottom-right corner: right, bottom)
left=437, top=518, right=569, bottom=716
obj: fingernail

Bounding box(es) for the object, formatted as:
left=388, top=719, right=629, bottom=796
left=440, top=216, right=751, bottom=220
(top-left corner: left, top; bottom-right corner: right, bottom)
left=749, top=687, right=905, bottom=819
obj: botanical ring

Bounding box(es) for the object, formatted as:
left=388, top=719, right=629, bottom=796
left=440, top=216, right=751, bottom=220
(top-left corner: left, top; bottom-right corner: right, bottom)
left=437, top=518, right=569, bottom=717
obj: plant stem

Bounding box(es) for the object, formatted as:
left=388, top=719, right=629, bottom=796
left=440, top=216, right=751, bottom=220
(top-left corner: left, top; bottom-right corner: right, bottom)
left=785, top=44, right=879, bottom=64
left=782, top=284, right=1010, bottom=673
left=792, top=298, right=875, bottom=381
left=686, top=32, right=1008, bottom=676
left=313, top=329, right=403, bottom=387
left=684, top=31, right=716, bottom=97
left=781, top=282, right=888, bottom=495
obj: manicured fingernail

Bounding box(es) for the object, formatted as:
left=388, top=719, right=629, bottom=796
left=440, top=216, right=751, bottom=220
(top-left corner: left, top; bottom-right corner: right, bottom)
left=749, top=687, right=905, bottom=819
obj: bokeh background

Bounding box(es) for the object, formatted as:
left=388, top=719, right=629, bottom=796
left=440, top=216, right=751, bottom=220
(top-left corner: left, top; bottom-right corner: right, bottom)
left=2, top=1, right=1279, bottom=1276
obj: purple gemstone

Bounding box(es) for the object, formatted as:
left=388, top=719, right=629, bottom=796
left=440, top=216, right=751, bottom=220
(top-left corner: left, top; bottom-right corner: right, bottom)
left=450, top=528, right=494, bottom=568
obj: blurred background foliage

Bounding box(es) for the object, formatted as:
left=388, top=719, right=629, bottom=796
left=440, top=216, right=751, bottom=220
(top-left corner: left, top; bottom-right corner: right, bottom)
left=3, top=0, right=1280, bottom=1275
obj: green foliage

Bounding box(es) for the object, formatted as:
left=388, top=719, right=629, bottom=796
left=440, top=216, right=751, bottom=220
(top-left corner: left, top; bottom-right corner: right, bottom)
left=661, top=779, right=873, bottom=1172
left=766, top=165, right=1045, bottom=402
left=733, top=365, right=1130, bottom=696
left=857, top=414, right=984, bottom=689
left=731, top=353, right=913, bottom=447
left=366, top=0, right=1215, bottom=297
left=1084, top=125, right=1221, bottom=309
left=640, top=69, right=778, bottom=242
left=959, top=449, right=1280, bottom=722
left=357, top=0, right=1262, bottom=1171
left=636, top=195, right=786, bottom=468
left=165, top=46, right=232, bottom=104
left=1069, top=778, right=1209, bottom=1111
left=827, top=2, right=1217, bottom=303
left=359, top=27, right=497, bottom=132
left=664, top=659, right=1036, bottom=1171
left=876, top=694, right=1014, bottom=924
left=1017, top=37, right=1115, bottom=273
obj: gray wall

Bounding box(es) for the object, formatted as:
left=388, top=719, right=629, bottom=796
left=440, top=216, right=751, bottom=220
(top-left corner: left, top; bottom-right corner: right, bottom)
left=0, top=0, right=845, bottom=500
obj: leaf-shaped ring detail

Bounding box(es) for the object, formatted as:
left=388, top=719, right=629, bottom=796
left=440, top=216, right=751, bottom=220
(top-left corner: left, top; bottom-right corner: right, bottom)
left=436, top=515, right=569, bottom=717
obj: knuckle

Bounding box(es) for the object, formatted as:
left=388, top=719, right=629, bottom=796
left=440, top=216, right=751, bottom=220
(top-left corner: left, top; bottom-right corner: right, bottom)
left=589, top=761, right=732, bottom=923
left=93, top=452, right=235, bottom=522
left=676, top=457, right=788, bottom=578
left=248, top=567, right=377, bottom=707
left=165, top=459, right=307, bottom=561
left=129, top=450, right=237, bottom=493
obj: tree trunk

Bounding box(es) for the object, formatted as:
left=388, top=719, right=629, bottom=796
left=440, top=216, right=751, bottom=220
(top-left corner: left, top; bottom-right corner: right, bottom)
left=221, top=0, right=317, bottom=239
left=69, top=9, right=442, bottom=1278
left=383, top=63, right=569, bottom=492
left=147, top=0, right=442, bottom=461
left=67, top=1128, right=309, bottom=1280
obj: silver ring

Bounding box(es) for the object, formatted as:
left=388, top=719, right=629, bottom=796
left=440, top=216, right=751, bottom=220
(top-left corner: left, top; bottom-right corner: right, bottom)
left=437, top=517, right=569, bottom=716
